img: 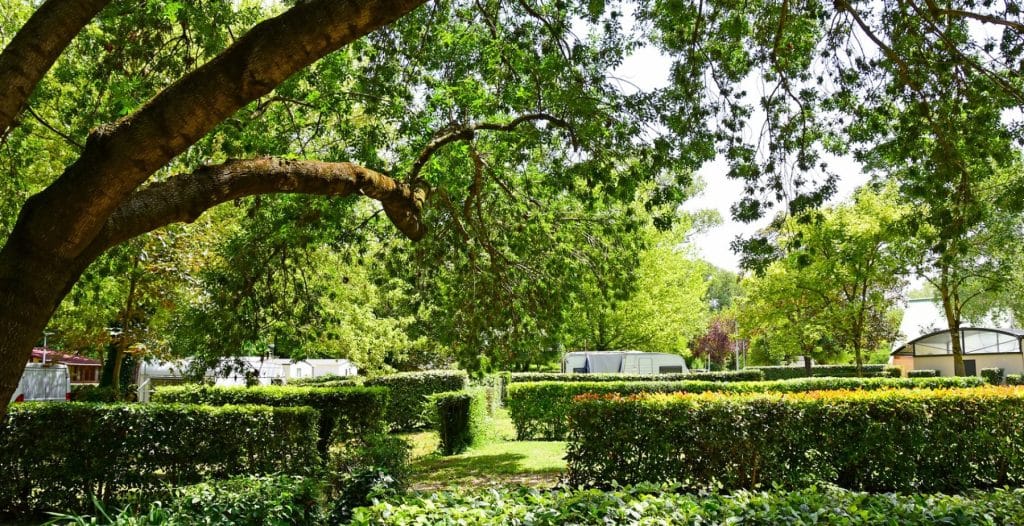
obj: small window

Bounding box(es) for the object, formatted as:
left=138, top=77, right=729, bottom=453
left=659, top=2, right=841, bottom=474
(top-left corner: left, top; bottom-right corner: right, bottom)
left=659, top=366, right=683, bottom=374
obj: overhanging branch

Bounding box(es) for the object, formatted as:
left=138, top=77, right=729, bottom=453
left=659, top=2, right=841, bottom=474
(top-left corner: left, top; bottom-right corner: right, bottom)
left=90, top=158, right=426, bottom=254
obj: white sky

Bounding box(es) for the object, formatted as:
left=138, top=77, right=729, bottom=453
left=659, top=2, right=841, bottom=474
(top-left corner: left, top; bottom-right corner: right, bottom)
left=613, top=48, right=870, bottom=273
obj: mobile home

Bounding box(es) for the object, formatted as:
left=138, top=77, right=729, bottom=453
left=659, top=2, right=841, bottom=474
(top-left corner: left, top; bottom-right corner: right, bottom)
left=561, top=351, right=688, bottom=375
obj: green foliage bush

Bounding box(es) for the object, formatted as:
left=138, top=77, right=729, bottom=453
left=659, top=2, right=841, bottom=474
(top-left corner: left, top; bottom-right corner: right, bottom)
left=327, top=434, right=411, bottom=524
left=567, top=387, right=1024, bottom=492
left=908, top=369, right=939, bottom=378
left=288, top=374, right=364, bottom=387
left=348, top=485, right=1024, bottom=525
left=750, top=364, right=894, bottom=380
left=70, top=384, right=120, bottom=402
left=0, top=403, right=319, bottom=515
left=507, top=376, right=986, bottom=439
left=152, top=385, right=387, bottom=455
left=364, top=370, right=468, bottom=431
left=470, top=374, right=506, bottom=414
left=981, top=368, right=1005, bottom=385
left=1008, top=374, right=1024, bottom=386
left=431, top=388, right=490, bottom=455
left=508, top=370, right=764, bottom=383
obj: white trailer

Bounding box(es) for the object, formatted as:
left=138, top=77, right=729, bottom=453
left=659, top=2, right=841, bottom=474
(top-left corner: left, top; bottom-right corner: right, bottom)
left=561, top=351, right=688, bottom=375
left=10, top=363, right=71, bottom=403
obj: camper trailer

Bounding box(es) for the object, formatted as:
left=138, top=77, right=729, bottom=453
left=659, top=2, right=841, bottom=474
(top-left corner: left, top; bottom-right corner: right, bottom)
left=561, top=351, right=688, bottom=375
left=10, top=363, right=71, bottom=403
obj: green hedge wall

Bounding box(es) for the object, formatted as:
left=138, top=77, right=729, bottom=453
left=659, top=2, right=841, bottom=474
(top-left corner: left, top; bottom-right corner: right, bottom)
left=348, top=485, right=1024, bottom=525
left=908, top=369, right=939, bottom=378
left=982, top=368, right=1005, bottom=385
left=508, top=370, right=764, bottom=383
left=152, top=385, right=387, bottom=455
left=365, top=370, right=468, bottom=431
left=750, top=364, right=899, bottom=380
left=289, top=374, right=364, bottom=387
left=566, top=387, right=1024, bottom=492
left=507, top=376, right=986, bottom=439
left=430, top=388, right=489, bottom=455
left=0, top=403, right=319, bottom=515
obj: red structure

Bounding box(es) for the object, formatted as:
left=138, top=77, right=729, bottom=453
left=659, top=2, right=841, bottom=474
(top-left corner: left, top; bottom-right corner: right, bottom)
left=30, top=348, right=102, bottom=384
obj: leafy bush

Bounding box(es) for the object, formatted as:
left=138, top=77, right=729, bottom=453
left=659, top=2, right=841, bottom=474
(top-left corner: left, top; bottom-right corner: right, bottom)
left=70, top=385, right=120, bottom=402
left=750, top=364, right=893, bottom=380
left=1008, top=374, right=1024, bottom=386
left=0, top=403, right=319, bottom=515
left=508, top=370, right=764, bottom=383
left=908, top=369, right=939, bottom=378
left=882, top=365, right=902, bottom=377
left=348, top=485, right=1024, bottom=525
left=364, top=370, right=468, bottom=431
left=982, top=368, right=1005, bottom=385
left=507, top=376, right=985, bottom=439
left=288, top=374, right=364, bottom=387
left=470, top=374, right=506, bottom=414
left=152, top=385, right=387, bottom=455
left=327, top=434, right=411, bottom=524
left=46, top=475, right=326, bottom=525
left=431, top=388, right=490, bottom=455
left=567, top=387, right=1024, bottom=492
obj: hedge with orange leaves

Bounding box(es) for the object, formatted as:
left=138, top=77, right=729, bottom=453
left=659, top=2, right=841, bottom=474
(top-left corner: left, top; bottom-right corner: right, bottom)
left=566, top=387, right=1024, bottom=492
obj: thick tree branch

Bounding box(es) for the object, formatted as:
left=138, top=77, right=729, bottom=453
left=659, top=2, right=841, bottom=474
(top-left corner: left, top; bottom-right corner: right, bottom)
left=409, top=113, right=576, bottom=182
left=90, top=158, right=427, bottom=254
left=14, top=0, right=428, bottom=260
left=0, top=0, right=110, bottom=139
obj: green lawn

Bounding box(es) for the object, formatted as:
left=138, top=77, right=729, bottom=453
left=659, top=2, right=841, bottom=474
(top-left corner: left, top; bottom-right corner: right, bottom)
left=400, top=408, right=567, bottom=490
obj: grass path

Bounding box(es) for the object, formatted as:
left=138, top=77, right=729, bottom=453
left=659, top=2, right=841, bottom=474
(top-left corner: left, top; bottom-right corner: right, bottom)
left=401, top=409, right=567, bottom=491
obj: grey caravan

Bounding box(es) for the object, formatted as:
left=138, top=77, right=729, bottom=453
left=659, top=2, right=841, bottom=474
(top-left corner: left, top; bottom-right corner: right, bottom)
left=561, top=351, right=689, bottom=375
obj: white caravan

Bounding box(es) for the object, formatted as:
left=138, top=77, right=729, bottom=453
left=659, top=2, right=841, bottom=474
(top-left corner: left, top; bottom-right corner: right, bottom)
left=561, top=351, right=689, bottom=375
left=10, top=363, right=71, bottom=403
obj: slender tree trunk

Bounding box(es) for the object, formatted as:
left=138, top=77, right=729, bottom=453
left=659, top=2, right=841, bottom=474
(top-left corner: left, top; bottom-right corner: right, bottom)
left=803, top=354, right=813, bottom=376
left=939, top=268, right=966, bottom=376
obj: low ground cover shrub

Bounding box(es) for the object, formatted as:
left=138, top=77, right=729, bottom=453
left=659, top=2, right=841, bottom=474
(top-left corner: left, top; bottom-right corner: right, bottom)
left=507, top=376, right=985, bottom=439
left=509, top=370, right=764, bottom=383
left=431, top=388, right=491, bottom=455
left=46, top=475, right=326, bottom=526
left=348, top=485, right=1024, bottom=525
left=750, top=364, right=899, bottom=380
left=365, top=370, right=468, bottom=431
left=0, top=403, right=318, bottom=516
left=567, top=387, right=1024, bottom=492
left=982, top=367, right=1005, bottom=384
left=152, top=385, right=387, bottom=455
left=908, top=369, right=939, bottom=378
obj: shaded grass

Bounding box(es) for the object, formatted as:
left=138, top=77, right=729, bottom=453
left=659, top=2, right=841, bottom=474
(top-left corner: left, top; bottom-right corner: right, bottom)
left=400, top=408, right=566, bottom=490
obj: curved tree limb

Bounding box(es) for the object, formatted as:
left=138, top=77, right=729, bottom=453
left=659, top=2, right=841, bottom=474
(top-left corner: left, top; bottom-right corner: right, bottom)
left=14, top=0, right=428, bottom=260
left=409, top=112, right=576, bottom=182
left=89, top=158, right=427, bottom=255
left=0, top=0, right=111, bottom=139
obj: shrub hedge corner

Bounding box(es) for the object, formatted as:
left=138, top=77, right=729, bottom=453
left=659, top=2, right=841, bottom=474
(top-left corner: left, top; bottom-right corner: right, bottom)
left=365, top=370, right=468, bottom=431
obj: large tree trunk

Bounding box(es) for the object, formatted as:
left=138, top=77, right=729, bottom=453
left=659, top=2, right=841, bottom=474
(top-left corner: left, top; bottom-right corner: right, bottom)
left=0, top=0, right=429, bottom=417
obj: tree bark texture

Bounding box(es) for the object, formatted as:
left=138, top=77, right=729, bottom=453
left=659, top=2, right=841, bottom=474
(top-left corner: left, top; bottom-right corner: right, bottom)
left=0, top=0, right=429, bottom=417
left=0, top=0, right=111, bottom=138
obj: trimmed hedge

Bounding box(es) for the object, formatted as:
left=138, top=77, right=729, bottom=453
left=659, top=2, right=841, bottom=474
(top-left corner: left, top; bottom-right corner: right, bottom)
left=908, top=369, right=939, bottom=378
left=982, top=367, right=1005, bottom=385
left=1008, top=373, right=1024, bottom=386
left=289, top=374, right=364, bottom=387
left=0, top=403, right=319, bottom=515
left=567, top=387, right=1024, bottom=492
left=508, top=370, right=765, bottom=383
left=348, top=485, right=1024, bottom=525
left=365, top=370, right=468, bottom=431
left=431, top=388, right=489, bottom=455
left=507, top=376, right=986, bottom=439
left=152, top=385, right=387, bottom=455
left=750, top=364, right=899, bottom=380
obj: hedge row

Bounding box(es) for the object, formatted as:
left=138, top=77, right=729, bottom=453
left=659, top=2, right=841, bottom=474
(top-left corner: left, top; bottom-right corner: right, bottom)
left=0, top=403, right=318, bottom=515
left=507, top=376, right=986, bottom=439
left=348, top=485, right=1024, bottom=525
left=152, top=385, right=387, bottom=455
left=508, top=370, right=764, bottom=383
left=289, top=374, right=363, bottom=387
left=431, top=388, right=490, bottom=455
left=749, top=364, right=900, bottom=380
left=567, top=387, right=1024, bottom=492
left=365, top=370, right=468, bottom=431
